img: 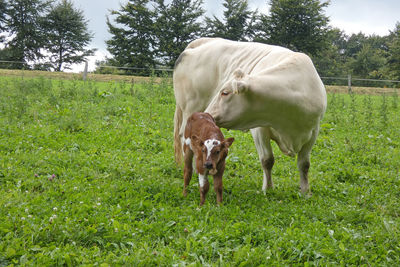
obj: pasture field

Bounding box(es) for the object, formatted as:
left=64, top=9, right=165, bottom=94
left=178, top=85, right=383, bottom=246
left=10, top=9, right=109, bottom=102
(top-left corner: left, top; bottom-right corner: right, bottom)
left=0, top=75, right=399, bottom=266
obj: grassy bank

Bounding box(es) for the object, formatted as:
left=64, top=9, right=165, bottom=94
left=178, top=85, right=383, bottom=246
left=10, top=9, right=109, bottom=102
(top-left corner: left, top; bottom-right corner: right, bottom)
left=0, top=75, right=399, bottom=265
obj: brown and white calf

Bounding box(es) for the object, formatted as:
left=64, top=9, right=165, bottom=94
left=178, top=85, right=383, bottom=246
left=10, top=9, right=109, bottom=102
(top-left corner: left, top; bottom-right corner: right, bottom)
left=183, top=112, right=234, bottom=205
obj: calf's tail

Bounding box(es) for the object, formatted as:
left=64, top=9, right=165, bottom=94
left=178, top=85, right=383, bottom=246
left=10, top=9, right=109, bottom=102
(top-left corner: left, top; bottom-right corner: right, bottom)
left=174, top=104, right=183, bottom=164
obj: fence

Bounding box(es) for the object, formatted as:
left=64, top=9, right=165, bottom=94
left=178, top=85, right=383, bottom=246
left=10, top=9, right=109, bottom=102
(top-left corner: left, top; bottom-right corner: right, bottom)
left=1, top=60, right=400, bottom=90
left=321, top=74, right=400, bottom=93
left=92, top=63, right=174, bottom=78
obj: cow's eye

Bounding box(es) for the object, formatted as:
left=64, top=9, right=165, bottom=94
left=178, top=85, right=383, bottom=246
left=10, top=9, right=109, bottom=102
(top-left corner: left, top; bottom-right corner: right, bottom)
left=221, top=91, right=230, bottom=96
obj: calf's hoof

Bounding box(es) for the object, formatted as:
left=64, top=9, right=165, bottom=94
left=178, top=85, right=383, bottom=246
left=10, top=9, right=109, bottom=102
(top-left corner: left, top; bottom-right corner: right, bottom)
left=262, top=185, right=274, bottom=195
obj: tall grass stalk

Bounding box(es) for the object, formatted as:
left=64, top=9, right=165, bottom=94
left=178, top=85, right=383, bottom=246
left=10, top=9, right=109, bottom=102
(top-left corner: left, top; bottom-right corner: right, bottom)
left=392, top=88, right=398, bottom=110
left=380, top=93, right=388, bottom=129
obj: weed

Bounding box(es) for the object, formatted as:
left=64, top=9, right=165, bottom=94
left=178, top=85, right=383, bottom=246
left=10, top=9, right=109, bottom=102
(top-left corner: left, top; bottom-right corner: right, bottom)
left=349, top=92, right=357, bottom=124
left=392, top=88, right=398, bottom=110
left=380, top=93, right=388, bottom=129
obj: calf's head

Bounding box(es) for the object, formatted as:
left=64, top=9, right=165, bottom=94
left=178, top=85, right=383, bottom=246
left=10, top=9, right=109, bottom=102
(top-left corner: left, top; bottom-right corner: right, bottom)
left=191, top=136, right=234, bottom=175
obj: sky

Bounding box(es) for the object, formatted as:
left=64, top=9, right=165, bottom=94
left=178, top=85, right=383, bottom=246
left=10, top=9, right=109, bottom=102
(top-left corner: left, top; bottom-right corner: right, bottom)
left=68, top=0, right=400, bottom=72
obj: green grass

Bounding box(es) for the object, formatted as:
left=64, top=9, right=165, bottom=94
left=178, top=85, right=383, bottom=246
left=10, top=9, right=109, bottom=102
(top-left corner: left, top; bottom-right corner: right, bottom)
left=0, top=75, right=399, bottom=266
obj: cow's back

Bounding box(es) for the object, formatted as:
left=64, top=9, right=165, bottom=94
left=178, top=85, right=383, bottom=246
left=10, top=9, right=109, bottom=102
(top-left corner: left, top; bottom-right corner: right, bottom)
left=173, top=38, right=291, bottom=113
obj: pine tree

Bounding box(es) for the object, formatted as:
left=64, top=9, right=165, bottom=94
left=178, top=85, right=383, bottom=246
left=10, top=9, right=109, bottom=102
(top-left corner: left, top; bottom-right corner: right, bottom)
left=43, top=0, right=95, bottom=71
left=0, top=0, right=7, bottom=34
left=0, top=0, right=7, bottom=46
left=106, top=0, right=156, bottom=75
left=2, top=0, right=51, bottom=68
left=153, top=0, right=205, bottom=67
left=387, top=23, right=400, bottom=80
left=257, top=0, right=329, bottom=56
left=205, top=0, right=256, bottom=41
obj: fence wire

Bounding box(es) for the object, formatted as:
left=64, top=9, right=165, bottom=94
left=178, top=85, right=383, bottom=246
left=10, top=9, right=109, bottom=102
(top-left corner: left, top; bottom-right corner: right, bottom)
left=1, top=60, right=400, bottom=88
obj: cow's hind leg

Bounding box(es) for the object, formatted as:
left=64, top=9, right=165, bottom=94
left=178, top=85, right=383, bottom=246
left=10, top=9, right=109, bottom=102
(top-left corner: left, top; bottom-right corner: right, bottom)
left=183, top=144, right=193, bottom=197
left=297, top=129, right=318, bottom=194
left=251, top=127, right=274, bottom=193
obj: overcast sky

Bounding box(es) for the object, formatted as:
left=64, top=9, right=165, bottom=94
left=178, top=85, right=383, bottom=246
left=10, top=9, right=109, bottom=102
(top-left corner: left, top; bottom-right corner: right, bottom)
left=68, top=0, right=400, bottom=72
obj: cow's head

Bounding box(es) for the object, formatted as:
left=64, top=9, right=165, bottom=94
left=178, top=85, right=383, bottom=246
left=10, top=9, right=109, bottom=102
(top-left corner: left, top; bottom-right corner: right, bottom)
left=191, top=135, right=234, bottom=175
left=205, top=69, right=254, bottom=130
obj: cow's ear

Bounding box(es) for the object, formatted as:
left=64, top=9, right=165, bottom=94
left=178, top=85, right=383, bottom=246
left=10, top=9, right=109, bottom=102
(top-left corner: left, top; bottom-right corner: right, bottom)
left=232, top=80, right=248, bottom=94
left=223, top=137, right=235, bottom=148
left=233, top=68, right=245, bottom=79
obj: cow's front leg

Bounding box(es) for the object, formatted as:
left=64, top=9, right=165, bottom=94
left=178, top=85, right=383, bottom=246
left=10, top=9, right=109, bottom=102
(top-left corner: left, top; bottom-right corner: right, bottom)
left=183, top=145, right=193, bottom=197
left=251, top=127, right=274, bottom=193
left=198, top=173, right=209, bottom=205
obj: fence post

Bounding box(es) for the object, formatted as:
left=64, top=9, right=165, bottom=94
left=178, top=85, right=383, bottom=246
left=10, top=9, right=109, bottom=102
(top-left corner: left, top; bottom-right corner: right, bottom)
left=347, top=74, right=352, bottom=93
left=82, top=61, right=88, bottom=81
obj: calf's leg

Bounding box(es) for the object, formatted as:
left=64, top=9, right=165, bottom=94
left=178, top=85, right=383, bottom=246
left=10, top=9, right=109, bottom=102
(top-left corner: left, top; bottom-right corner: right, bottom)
left=183, top=145, right=193, bottom=197
left=199, top=173, right=209, bottom=205
left=251, top=127, right=274, bottom=192
left=213, top=174, right=223, bottom=205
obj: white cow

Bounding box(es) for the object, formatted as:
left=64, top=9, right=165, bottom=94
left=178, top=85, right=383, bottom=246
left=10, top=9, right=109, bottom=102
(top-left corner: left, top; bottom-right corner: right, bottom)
left=173, top=38, right=326, bottom=193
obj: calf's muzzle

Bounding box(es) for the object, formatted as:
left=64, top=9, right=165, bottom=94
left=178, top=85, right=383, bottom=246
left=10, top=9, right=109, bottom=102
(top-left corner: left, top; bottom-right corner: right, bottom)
left=204, top=162, right=213, bottom=170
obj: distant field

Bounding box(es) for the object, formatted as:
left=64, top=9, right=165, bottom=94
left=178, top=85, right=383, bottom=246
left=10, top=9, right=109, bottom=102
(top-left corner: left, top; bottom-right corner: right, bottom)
left=0, top=68, right=398, bottom=95
left=0, top=75, right=399, bottom=265
left=0, top=69, right=164, bottom=83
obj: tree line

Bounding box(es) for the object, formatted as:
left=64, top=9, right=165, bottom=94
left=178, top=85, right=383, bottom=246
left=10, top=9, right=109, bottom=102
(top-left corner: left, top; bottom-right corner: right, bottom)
left=1, top=0, right=399, bottom=85
left=0, top=0, right=94, bottom=71
left=101, top=0, right=400, bottom=84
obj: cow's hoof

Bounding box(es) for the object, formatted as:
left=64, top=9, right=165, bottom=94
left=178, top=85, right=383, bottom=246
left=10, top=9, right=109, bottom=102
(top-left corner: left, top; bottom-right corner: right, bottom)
left=299, top=188, right=312, bottom=198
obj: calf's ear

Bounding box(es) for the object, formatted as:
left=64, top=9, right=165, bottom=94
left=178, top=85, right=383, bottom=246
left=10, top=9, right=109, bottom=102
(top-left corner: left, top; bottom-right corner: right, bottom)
left=223, top=137, right=235, bottom=148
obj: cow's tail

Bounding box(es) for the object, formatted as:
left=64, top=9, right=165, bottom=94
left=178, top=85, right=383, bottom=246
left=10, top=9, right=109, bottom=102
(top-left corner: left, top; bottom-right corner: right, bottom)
left=174, top=104, right=183, bottom=165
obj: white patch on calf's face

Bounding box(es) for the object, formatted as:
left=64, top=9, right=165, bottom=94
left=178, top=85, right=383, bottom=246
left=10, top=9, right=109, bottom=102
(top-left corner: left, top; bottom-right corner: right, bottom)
left=204, top=139, right=220, bottom=158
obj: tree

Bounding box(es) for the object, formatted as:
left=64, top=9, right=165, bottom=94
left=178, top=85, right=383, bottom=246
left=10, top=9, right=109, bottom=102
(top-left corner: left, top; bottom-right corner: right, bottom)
left=338, top=33, right=391, bottom=82
left=0, top=0, right=7, bottom=37
left=256, top=0, right=330, bottom=56
left=347, top=43, right=386, bottom=79
left=153, top=0, right=205, bottom=67
left=43, top=0, right=95, bottom=71
left=205, top=0, right=256, bottom=41
left=2, top=0, right=52, bottom=68
left=106, top=0, right=156, bottom=75
left=387, top=22, right=400, bottom=80
left=343, top=32, right=368, bottom=58
left=313, top=28, right=348, bottom=79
